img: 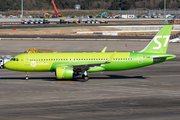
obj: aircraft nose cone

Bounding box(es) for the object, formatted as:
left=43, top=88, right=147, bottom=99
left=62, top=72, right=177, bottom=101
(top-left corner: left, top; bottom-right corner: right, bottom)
left=4, top=62, right=10, bottom=69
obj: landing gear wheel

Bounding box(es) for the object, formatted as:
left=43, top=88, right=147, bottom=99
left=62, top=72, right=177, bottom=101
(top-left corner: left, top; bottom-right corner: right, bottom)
left=26, top=76, right=29, bottom=80
left=82, top=74, right=89, bottom=82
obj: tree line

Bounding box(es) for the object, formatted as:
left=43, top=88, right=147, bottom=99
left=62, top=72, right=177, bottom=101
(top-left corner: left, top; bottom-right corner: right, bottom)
left=0, top=0, right=180, bottom=11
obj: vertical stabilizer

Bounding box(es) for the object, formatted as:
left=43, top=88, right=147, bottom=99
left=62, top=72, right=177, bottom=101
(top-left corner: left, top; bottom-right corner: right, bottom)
left=139, top=25, right=172, bottom=53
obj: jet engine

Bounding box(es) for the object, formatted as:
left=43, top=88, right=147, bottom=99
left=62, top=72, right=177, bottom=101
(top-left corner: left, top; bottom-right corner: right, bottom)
left=56, top=67, right=73, bottom=79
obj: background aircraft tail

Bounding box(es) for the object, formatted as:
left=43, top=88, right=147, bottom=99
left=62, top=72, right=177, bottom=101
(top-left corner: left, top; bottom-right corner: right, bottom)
left=139, top=25, right=173, bottom=53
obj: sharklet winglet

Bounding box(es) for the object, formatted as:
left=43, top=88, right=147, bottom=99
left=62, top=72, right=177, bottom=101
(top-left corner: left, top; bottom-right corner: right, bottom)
left=101, top=47, right=107, bottom=53
left=106, top=51, right=116, bottom=63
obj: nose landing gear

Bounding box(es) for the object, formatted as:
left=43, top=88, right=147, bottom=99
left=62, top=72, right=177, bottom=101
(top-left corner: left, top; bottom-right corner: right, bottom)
left=25, top=72, right=30, bottom=80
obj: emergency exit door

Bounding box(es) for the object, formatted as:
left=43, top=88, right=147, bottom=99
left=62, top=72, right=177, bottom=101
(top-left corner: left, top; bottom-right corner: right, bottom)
left=138, top=54, right=143, bottom=64
left=24, top=55, right=30, bottom=65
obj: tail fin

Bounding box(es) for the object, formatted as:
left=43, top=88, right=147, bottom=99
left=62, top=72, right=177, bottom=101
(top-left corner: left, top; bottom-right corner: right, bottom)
left=139, top=25, right=172, bottom=53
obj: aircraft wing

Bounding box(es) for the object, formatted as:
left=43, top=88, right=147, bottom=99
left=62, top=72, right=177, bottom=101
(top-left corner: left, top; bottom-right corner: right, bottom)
left=72, top=51, right=116, bottom=70
left=73, top=63, right=106, bottom=69
left=51, top=52, right=116, bottom=71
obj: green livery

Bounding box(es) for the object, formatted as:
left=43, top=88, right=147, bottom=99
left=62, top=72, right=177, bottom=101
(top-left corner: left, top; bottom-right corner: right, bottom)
left=139, top=25, right=172, bottom=53
left=4, top=25, right=176, bottom=81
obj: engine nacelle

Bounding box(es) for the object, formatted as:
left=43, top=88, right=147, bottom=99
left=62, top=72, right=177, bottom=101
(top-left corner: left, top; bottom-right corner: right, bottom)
left=56, top=67, right=73, bottom=79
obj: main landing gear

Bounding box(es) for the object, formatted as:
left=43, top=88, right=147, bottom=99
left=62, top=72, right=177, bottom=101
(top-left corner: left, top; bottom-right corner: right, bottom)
left=82, top=74, right=89, bottom=82
left=81, top=70, right=89, bottom=82
left=25, top=72, right=30, bottom=80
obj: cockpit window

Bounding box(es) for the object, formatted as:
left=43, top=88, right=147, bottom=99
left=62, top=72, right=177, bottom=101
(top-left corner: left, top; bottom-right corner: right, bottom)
left=10, top=58, right=18, bottom=61
left=11, top=58, right=15, bottom=61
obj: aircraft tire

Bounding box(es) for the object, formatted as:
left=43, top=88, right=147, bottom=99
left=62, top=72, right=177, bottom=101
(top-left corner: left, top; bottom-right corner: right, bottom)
left=82, top=75, right=89, bottom=82
left=25, top=76, right=29, bottom=80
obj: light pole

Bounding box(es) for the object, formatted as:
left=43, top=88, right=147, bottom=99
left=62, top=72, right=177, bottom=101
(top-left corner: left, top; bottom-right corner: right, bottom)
left=164, top=0, right=166, bottom=17
left=21, top=0, right=23, bottom=18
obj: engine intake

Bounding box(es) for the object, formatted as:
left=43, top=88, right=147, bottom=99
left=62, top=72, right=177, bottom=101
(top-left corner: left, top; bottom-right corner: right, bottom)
left=56, top=67, right=73, bottom=79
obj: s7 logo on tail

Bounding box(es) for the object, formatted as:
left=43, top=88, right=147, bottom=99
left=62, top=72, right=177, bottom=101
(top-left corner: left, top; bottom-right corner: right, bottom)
left=153, top=36, right=170, bottom=50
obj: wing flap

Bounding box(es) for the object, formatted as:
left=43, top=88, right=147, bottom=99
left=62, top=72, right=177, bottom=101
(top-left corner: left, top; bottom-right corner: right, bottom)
left=73, top=51, right=116, bottom=69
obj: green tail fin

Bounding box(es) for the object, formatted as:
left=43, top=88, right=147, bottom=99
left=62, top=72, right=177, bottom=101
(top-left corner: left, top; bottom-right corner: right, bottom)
left=139, top=25, right=172, bottom=53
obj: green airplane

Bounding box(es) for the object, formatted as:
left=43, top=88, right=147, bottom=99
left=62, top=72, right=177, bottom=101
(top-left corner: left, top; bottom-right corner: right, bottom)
left=4, top=25, right=176, bottom=81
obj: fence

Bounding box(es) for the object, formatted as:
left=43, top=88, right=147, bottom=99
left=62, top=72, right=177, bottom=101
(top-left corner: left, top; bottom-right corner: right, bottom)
left=109, top=10, right=180, bottom=14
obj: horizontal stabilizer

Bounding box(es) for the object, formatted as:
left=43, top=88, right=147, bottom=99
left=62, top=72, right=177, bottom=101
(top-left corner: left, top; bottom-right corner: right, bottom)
left=153, top=55, right=175, bottom=61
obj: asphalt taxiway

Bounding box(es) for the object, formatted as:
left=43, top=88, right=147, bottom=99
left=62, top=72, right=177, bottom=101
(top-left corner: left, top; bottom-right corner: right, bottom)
left=0, top=39, right=180, bottom=120
left=0, top=35, right=153, bottom=39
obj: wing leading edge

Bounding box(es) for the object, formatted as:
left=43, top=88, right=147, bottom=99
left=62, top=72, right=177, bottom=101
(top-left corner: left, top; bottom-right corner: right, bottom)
left=73, top=51, right=116, bottom=69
